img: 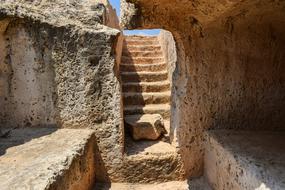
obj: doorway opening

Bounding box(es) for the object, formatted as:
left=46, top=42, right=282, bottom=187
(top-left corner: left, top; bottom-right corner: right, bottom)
left=120, top=29, right=177, bottom=155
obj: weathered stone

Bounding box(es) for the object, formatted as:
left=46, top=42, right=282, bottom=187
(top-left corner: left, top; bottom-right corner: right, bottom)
left=0, top=0, right=124, bottom=183
left=205, top=130, right=285, bottom=190
left=125, top=114, right=167, bottom=140
left=157, top=30, right=177, bottom=89
left=0, top=0, right=284, bottom=188
left=0, top=128, right=96, bottom=190
left=121, top=0, right=285, bottom=180
left=123, top=135, right=184, bottom=183
left=95, top=177, right=212, bottom=190
left=95, top=181, right=189, bottom=190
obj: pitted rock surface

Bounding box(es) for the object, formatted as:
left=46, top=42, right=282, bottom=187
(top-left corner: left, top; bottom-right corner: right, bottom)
left=0, top=0, right=124, bottom=183
left=120, top=0, right=285, bottom=179
left=0, top=128, right=96, bottom=190
left=125, top=114, right=167, bottom=140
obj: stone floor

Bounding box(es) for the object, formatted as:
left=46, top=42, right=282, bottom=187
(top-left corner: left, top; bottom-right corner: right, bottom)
left=95, top=177, right=211, bottom=190
left=125, top=134, right=175, bottom=156
left=0, top=127, right=96, bottom=190
left=205, top=130, right=285, bottom=190
left=2, top=127, right=283, bottom=190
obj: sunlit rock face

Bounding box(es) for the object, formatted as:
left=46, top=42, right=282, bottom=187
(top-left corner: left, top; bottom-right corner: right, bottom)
left=0, top=0, right=122, bottom=128
left=0, top=0, right=124, bottom=183
left=1, top=0, right=285, bottom=186
left=121, top=0, right=285, bottom=178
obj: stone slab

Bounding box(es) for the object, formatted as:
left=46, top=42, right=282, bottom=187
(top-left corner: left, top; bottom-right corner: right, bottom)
left=0, top=128, right=96, bottom=190
left=205, top=130, right=285, bottom=190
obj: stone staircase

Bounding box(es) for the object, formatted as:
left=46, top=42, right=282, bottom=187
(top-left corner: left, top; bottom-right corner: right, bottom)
left=119, top=35, right=184, bottom=183
left=121, top=35, right=171, bottom=128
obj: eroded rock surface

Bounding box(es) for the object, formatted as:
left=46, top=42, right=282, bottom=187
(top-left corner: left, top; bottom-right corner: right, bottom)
left=121, top=0, right=285, bottom=181
left=125, top=114, right=167, bottom=140
left=0, top=0, right=124, bottom=183
left=95, top=181, right=189, bottom=190
left=205, top=130, right=285, bottom=190
left=0, top=128, right=96, bottom=190
left=119, top=34, right=184, bottom=183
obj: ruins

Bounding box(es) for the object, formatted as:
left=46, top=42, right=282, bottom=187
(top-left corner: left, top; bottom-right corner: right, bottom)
left=0, top=0, right=285, bottom=189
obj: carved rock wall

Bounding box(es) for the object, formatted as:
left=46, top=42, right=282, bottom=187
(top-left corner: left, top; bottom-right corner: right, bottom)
left=158, top=30, right=177, bottom=88
left=0, top=0, right=124, bottom=182
left=121, top=0, right=285, bottom=177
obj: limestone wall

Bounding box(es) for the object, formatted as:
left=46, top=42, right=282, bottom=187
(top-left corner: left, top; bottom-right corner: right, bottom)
left=0, top=2, right=122, bottom=129
left=121, top=0, right=285, bottom=178
left=158, top=30, right=178, bottom=144
left=0, top=0, right=125, bottom=183
left=158, top=30, right=177, bottom=88
left=0, top=22, right=57, bottom=128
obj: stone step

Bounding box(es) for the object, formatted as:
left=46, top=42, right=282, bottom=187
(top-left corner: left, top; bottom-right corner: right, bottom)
left=122, top=135, right=182, bottom=183
left=123, top=92, right=171, bottom=106
left=120, top=62, right=167, bottom=72
left=123, top=45, right=162, bottom=52
left=124, top=104, right=170, bottom=119
left=125, top=40, right=158, bottom=46
left=121, top=71, right=169, bottom=82
left=125, top=35, right=158, bottom=41
left=121, top=56, right=165, bottom=64
left=122, top=50, right=163, bottom=58
left=205, top=130, right=285, bottom=190
left=122, top=81, right=170, bottom=93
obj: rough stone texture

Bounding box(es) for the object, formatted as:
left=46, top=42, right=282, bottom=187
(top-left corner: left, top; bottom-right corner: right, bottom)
left=0, top=22, right=57, bottom=128
left=205, top=130, right=285, bottom=190
left=122, top=135, right=184, bottom=183
left=188, top=177, right=212, bottom=190
left=158, top=30, right=177, bottom=88
left=121, top=0, right=285, bottom=178
left=0, top=128, right=96, bottom=190
left=121, top=36, right=172, bottom=127
left=95, top=177, right=211, bottom=190
left=119, top=35, right=185, bottom=183
left=157, top=30, right=178, bottom=143
left=0, top=0, right=125, bottom=183
left=95, top=181, right=189, bottom=190
left=125, top=114, right=167, bottom=140
left=0, top=0, right=122, bottom=128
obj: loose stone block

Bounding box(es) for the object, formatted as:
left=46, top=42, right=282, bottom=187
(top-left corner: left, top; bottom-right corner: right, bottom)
left=125, top=114, right=167, bottom=140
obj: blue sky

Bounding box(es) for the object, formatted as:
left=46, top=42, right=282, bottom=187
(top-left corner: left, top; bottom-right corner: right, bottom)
left=109, top=0, right=160, bottom=36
